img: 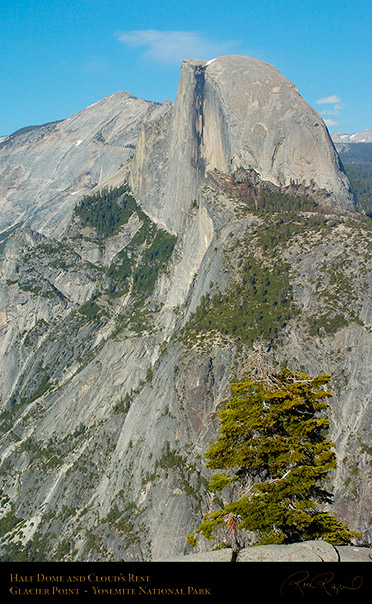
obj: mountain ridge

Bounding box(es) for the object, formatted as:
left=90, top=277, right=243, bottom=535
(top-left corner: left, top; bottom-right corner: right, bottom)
left=0, top=91, right=171, bottom=237
left=332, top=129, right=372, bottom=144
left=0, top=55, right=371, bottom=562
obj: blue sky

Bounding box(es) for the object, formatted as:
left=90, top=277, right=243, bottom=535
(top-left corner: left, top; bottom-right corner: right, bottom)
left=1, top=0, right=371, bottom=136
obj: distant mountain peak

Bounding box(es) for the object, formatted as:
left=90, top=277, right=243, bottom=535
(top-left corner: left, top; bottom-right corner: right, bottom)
left=331, top=129, right=372, bottom=143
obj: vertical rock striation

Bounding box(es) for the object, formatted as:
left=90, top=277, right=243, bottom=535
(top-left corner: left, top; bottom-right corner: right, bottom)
left=129, top=55, right=355, bottom=235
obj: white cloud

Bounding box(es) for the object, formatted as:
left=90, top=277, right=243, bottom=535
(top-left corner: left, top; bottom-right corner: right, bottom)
left=316, top=95, right=342, bottom=105
left=320, top=109, right=339, bottom=116
left=324, top=118, right=339, bottom=127
left=316, top=95, right=344, bottom=128
left=116, top=29, right=237, bottom=65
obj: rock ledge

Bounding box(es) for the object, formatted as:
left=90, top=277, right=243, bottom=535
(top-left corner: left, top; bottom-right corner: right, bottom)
left=161, top=541, right=372, bottom=562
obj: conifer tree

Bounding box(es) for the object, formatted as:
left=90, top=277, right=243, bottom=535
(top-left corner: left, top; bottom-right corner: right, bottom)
left=193, top=369, right=358, bottom=547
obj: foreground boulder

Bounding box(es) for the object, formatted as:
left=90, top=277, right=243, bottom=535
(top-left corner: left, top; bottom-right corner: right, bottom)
left=162, top=541, right=372, bottom=562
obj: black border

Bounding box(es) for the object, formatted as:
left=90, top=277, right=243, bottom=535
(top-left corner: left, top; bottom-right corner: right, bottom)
left=1, top=560, right=371, bottom=603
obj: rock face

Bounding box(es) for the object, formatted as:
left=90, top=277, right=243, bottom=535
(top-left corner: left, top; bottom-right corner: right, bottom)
left=0, top=55, right=371, bottom=563
left=163, top=541, right=372, bottom=562
left=0, top=92, right=169, bottom=236
left=130, top=55, right=354, bottom=233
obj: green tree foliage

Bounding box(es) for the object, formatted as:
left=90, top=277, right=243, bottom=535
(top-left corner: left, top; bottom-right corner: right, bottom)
left=74, top=184, right=135, bottom=236
left=132, top=229, right=177, bottom=296
left=183, top=254, right=296, bottom=347
left=343, top=163, right=372, bottom=215
left=194, top=369, right=358, bottom=546
left=336, top=143, right=372, bottom=214
left=338, top=143, right=372, bottom=165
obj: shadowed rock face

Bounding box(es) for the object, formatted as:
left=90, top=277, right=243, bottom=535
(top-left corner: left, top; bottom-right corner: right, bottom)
left=129, top=55, right=355, bottom=233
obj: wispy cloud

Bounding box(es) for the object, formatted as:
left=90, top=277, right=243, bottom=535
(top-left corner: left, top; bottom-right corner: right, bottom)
left=316, top=95, right=344, bottom=129
left=316, top=95, right=342, bottom=105
left=324, top=118, right=339, bottom=127
left=116, top=29, right=238, bottom=65
left=320, top=110, right=338, bottom=116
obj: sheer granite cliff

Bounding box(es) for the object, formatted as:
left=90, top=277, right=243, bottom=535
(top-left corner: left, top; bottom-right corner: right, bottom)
left=0, top=56, right=371, bottom=562
left=129, top=56, right=354, bottom=234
